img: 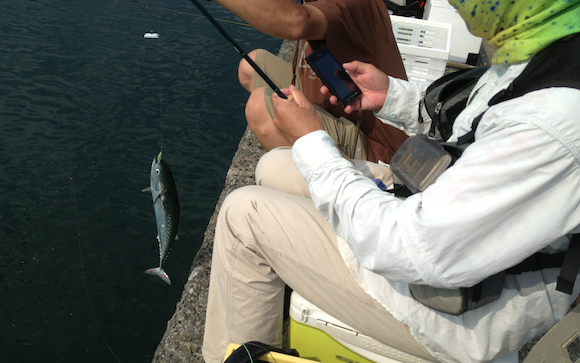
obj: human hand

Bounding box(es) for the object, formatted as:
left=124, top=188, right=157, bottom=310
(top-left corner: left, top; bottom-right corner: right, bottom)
left=271, top=85, right=325, bottom=145
left=321, top=61, right=390, bottom=114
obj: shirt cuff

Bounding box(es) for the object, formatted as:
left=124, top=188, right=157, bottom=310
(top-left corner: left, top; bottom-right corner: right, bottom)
left=373, top=76, right=431, bottom=136
left=292, top=130, right=343, bottom=183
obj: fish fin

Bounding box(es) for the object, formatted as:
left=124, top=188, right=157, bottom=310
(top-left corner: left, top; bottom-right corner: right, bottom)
left=145, top=267, right=171, bottom=285
left=142, top=187, right=151, bottom=192
left=156, top=188, right=170, bottom=201
left=153, top=193, right=162, bottom=203
left=175, top=235, right=179, bottom=241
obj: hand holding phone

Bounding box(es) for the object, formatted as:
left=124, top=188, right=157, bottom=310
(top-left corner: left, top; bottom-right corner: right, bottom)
left=321, top=60, right=391, bottom=114
left=305, top=46, right=361, bottom=108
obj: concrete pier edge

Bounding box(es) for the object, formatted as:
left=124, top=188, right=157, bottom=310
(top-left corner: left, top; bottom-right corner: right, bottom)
left=151, top=39, right=546, bottom=363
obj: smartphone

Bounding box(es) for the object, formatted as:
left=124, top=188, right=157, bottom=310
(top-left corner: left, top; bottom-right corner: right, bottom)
left=305, top=46, right=361, bottom=108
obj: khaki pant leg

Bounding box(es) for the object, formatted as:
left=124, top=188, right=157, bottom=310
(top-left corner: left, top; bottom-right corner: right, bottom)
left=263, top=85, right=367, bottom=160
left=255, top=147, right=392, bottom=199
left=202, top=186, right=434, bottom=363
left=312, top=104, right=367, bottom=160
left=253, top=49, right=303, bottom=91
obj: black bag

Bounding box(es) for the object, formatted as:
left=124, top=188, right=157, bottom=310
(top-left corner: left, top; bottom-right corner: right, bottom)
left=383, top=0, right=425, bottom=18
left=420, top=66, right=488, bottom=140
left=422, top=33, right=580, bottom=144
left=410, top=272, right=505, bottom=315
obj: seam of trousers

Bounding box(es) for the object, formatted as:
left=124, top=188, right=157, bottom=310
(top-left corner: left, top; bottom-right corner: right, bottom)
left=225, top=238, right=239, bottom=332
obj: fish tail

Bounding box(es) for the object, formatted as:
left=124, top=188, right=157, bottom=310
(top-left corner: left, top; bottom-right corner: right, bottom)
left=145, top=267, right=171, bottom=285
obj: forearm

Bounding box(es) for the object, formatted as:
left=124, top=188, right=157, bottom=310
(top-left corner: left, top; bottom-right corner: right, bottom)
left=212, top=0, right=326, bottom=40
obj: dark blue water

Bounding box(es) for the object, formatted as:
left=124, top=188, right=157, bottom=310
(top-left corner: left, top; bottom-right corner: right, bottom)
left=0, top=1, right=280, bottom=362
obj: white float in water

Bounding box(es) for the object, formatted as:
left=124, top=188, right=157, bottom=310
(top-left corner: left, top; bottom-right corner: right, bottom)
left=144, top=32, right=159, bottom=39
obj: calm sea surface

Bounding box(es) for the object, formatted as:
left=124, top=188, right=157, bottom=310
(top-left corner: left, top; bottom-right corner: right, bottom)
left=0, top=1, right=280, bottom=362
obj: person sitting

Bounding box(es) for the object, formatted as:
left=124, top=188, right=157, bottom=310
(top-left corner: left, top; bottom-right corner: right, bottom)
left=212, top=0, right=409, bottom=164
left=203, top=0, right=580, bottom=362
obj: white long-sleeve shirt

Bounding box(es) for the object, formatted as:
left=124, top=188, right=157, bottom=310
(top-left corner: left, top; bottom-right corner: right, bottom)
left=292, top=61, right=580, bottom=362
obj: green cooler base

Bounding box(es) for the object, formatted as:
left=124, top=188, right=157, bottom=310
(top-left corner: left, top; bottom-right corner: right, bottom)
left=289, top=316, right=381, bottom=363
left=288, top=292, right=436, bottom=363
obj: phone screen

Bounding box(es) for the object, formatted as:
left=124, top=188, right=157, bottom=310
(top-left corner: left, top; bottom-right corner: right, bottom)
left=306, top=47, right=361, bottom=107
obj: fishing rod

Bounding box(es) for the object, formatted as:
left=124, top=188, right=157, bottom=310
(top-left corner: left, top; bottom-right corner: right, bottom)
left=188, top=0, right=287, bottom=99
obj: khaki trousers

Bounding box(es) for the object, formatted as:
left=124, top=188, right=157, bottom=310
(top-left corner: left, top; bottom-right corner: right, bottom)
left=202, top=153, right=437, bottom=362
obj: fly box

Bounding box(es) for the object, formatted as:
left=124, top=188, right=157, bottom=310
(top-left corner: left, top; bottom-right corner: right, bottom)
left=390, top=134, right=452, bottom=193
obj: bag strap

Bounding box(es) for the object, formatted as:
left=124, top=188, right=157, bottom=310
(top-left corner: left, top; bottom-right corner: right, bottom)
left=456, top=112, right=484, bottom=146
left=505, top=252, right=566, bottom=275
left=459, top=33, right=580, bottom=142
left=453, top=33, right=580, bottom=152
left=556, top=235, right=580, bottom=294
left=488, top=33, right=580, bottom=108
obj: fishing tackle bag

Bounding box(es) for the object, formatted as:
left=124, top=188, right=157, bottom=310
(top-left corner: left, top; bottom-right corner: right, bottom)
left=397, top=33, right=580, bottom=315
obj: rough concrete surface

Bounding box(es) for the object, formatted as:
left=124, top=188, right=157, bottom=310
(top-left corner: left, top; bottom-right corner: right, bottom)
left=151, top=39, right=571, bottom=363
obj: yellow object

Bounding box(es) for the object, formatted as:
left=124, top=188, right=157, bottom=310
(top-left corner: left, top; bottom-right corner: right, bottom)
left=224, top=343, right=315, bottom=363
left=288, top=317, right=379, bottom=363
left=224, top=292, right=436, bottom=363
left=287, top=292, right=436, bottom=363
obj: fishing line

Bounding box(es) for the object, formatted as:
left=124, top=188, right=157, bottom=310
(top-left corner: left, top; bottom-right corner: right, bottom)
left=41, top=4, right=123, bottom=363
left=154, top=0, right=164, bottom=152
left=108, top=0, right=252, bottom=27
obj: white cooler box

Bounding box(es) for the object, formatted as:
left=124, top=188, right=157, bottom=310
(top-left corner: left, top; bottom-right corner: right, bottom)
left=288, top=292, right=437, bottom=363
left=423, top=0, right=483, bottom=64
left=391, top=15, right=453, bottom=84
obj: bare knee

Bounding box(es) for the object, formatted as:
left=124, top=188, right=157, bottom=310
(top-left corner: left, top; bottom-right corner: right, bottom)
left=245, top=88, right=270, bottom=134
left=238, top=49, right=259, bottom=92
left=245, top=88, right=291, bottom=151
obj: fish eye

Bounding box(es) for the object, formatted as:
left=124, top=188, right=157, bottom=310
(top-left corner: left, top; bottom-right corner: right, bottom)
left=155, top=168, right=160, bottom=174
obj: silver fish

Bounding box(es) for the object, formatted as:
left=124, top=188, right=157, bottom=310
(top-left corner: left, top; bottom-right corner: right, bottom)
left=143, top=151, right=181, bottom=285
